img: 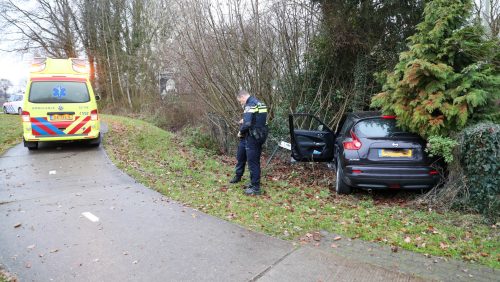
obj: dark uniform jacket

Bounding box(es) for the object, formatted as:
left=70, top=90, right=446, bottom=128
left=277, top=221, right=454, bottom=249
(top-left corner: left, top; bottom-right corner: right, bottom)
left=239, top=96, right=268, bottom=142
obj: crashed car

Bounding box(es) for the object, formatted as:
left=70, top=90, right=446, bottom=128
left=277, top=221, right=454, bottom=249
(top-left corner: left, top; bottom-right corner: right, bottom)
left=289, top=112, right=441, bottom=194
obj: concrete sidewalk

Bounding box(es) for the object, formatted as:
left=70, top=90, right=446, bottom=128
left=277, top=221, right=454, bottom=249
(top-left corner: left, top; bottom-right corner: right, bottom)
left=0, top=142, right=497, bottom=281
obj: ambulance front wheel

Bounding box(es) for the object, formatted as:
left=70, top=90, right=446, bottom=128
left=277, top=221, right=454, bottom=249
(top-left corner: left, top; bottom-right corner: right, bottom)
left=24, top=139, right=38, bottom=150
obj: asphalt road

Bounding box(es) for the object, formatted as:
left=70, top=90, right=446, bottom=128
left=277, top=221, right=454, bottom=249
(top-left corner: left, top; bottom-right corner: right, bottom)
left=0, top=136, right=497, bottom=281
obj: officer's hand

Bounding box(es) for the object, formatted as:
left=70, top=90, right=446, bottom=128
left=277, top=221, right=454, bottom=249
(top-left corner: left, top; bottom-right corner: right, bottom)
left=238, top=119, right=243, bottom=125
left=237, top=131, right=243, bottom=138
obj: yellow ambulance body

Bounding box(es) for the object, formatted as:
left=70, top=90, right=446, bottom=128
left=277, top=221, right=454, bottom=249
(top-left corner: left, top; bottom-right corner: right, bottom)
left=22, top=58, right=101, bottom=150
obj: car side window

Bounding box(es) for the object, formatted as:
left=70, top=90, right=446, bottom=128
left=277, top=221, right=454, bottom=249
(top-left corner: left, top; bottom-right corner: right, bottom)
left=339, top=117, right=354, bottom=136
left=293, top=115, right=331, bottom=132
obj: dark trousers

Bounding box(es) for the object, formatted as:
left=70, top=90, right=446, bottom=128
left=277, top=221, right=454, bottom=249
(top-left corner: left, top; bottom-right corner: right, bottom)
left=246, top=135, right=263, bottom=186
left=235, top=138, right=247, bottom=177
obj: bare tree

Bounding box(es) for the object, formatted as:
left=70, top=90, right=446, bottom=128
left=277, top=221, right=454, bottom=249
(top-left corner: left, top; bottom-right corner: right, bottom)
left=173, top=0, right=349, bottom=137
left=0, top=0, right=79, bottom=57
left=475, top=0, right=500, bottom=38
left=1, top=0, right=175, bottom=110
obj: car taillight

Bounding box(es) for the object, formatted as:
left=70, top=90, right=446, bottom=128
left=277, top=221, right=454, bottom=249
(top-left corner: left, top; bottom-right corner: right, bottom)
left=90, top=109, right=98, bottom=121
left=429, top=170, right=439, bottom=175
left=343, top=130, right=362, bottom=150
left=21, top=111, right=30, bottom=122
left=382, top=115, right=396, bottom=119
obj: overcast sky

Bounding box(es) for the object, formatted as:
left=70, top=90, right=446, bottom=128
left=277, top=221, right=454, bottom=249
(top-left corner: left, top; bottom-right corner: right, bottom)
left=0, top=49, right=30, bottom=89
left=0, top=17, right=28, bottom=83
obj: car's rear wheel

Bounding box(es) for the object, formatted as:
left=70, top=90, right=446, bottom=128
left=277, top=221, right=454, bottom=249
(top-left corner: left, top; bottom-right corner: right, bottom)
left=3, top=107, right=7, bottom=114
left=88, top=133, right=101, bottom=147
left=18, top=108, right=22, bottom=115
left=24, top=139, right=38, bottom=150
left=335, top=156, right=352, bottom=194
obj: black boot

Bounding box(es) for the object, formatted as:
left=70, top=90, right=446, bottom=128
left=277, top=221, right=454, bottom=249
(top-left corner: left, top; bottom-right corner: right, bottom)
left=245, top=185, right=262, bottom=195
left=229, top=175, right=242, bottom=184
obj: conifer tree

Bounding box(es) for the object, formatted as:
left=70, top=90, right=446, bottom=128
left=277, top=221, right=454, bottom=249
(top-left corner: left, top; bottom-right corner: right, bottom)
left=371, top=0, right=500, bottom=138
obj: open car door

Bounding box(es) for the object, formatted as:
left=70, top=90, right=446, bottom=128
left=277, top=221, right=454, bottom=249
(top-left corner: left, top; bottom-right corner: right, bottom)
left=289, top=113, right=335, bottom=162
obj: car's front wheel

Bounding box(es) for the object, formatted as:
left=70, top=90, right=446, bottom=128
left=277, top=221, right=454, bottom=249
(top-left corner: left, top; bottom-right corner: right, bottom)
left=335, top=156, right=352, bottom=194
left=18, top=108, right=22, bottom=115
left=3, top=107, right=7, bottom=114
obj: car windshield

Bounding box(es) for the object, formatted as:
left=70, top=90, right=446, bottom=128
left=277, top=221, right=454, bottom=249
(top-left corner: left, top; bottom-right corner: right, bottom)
left=29, top=81, right=89, bottom=103
left=354, top=118, right=410, bottom=138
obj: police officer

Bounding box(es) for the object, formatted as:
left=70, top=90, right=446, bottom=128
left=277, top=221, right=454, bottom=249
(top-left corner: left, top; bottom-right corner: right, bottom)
left=235, top=90, right=268, bottom=195
left=229, top=119, right=247, bottom=184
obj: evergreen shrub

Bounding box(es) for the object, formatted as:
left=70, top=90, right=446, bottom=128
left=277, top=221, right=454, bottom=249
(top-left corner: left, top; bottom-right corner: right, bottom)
left=459, top=123, right=500, bottom=222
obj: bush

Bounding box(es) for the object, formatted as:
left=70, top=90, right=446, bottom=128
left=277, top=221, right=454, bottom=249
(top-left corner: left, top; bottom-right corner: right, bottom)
left=371, top=0, right=500, bottom=138
left=182, top=126, right=221, bottom=154
left=426, top=136, right=459, bottom=164
left=459, top=123, right=500, bottom=222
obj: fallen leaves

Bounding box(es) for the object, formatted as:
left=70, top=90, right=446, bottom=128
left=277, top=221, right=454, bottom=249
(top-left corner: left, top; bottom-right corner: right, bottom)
left=312, top=232, right=321, bottom=241
left=13, top=223, right=21, bottom=228
left=100, top=116, right=500, bottom=268
left=439, top=242, right=449, bottom=250
left=427, top=225, right=440, bottom=235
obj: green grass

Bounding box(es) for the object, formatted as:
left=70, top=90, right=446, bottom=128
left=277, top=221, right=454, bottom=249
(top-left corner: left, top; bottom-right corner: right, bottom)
left=0, top=114, right=22, bottom=155
left=103, top=115, right=499, bottom=268
left=0, top=268, right=15, bottom=282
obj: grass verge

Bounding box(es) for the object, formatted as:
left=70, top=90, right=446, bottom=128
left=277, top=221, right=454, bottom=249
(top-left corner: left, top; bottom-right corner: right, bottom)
left=0, top=114, right=22, bottom=155
left=0, top=266, right=16, bottom=282
left=103, top=115, right=499, bottom=269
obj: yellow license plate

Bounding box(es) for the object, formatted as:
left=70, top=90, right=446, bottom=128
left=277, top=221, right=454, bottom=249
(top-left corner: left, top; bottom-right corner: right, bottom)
left=379, top=149, right=413, bottom=158
left=50, top=114, right=73, bottom=121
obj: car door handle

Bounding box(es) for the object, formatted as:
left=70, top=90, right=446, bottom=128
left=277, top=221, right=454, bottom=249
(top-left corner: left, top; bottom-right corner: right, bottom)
left=317, top=133, right=324, bottom=138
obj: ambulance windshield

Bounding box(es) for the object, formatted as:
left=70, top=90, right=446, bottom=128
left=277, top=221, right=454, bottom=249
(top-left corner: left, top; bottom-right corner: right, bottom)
left=29, top=81, right=90, bottom=103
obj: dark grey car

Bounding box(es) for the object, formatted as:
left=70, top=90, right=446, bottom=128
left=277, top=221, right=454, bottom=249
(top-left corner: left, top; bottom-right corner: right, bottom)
left=289, top=112, right=441, bottom=194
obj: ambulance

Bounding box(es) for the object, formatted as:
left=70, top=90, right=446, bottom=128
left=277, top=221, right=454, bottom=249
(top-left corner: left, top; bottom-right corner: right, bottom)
left=22, top=58, right=101, bottom=150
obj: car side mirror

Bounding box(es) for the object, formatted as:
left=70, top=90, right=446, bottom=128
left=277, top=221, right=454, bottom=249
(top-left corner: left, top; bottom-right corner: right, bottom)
left=95, top=95, right=101, bottom=101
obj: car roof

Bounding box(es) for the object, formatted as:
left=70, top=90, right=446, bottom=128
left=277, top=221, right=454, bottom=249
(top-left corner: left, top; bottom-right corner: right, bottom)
left=348, top=111, right=382, bottom=120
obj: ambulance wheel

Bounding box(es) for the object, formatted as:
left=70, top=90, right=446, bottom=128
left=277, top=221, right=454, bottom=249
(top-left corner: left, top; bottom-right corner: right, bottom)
left=24, top=139, right=38, bottom=150
left=89, top=134, right=101, bottom=147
